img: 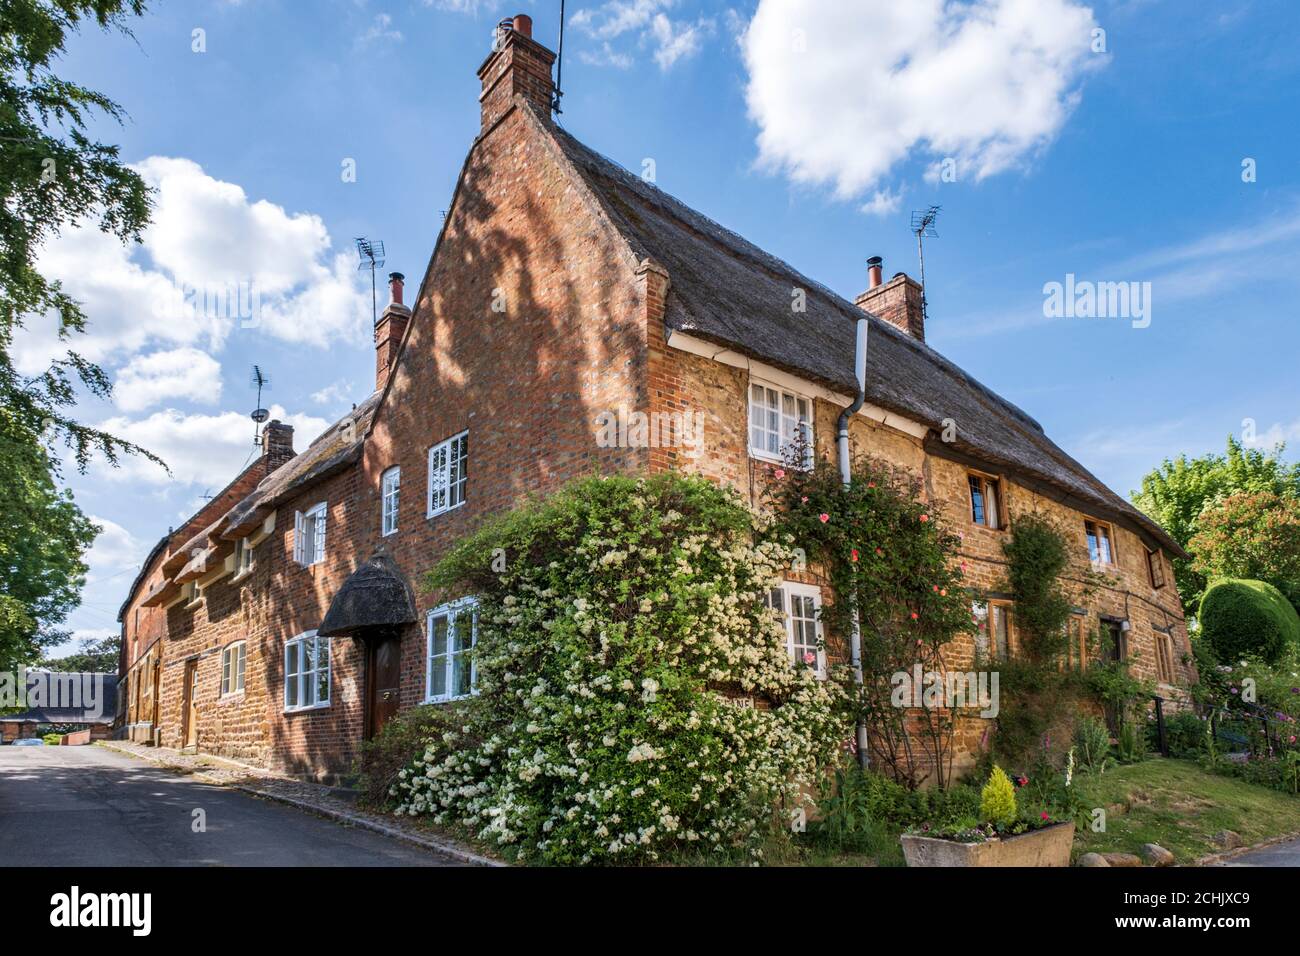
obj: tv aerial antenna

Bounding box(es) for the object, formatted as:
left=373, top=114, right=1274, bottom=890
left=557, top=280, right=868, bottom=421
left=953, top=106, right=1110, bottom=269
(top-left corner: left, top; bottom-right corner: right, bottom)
left=355, top=237, right=386, bottom=327
left=552, top=0, right=566, bottom=116
left=250, top=365, right=271, bottom=448
left=910, top=205, right=941, bottom=321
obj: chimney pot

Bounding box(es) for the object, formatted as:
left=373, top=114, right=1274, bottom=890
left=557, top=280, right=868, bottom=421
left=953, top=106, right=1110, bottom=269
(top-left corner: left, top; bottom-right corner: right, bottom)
left=512, top=13, right=532, bottom=38
left=388, top=271, right=405, bottom=307
left=867, top=256, right=883, bottom=290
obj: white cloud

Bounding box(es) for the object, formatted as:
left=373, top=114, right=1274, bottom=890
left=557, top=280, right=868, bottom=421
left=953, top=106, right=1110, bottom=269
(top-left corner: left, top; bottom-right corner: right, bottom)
left=572, top=0, right=714, bottom=70
left=742, top=0, right=1101, bottom=200
left=861, top=188, right=902, bottom=218
left=311, top=379, right=354, bottom=406
left=14, top=157, right=369, bottom=376
left=357, top=13, right=403, bottom=47
left=92, top=404, right=331, bottom=486
left=113, top=348, right=223, bottom=413
left=83, top=516, right=147, bottom=585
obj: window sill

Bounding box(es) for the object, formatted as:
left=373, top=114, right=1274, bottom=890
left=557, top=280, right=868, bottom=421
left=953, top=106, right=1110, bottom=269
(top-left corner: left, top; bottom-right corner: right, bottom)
left=423, top=694, right=473, bottom=705
left=427, top=501, right=466, bottom=521
left=230, top=568, right=254, bottom=585
left=283, top=702, right=331, bottom=715
left=219, top=691, right=245, bottom=703
left=184, top=598, right=204, bottom=610
left=381, top=527, right=398, bottom=537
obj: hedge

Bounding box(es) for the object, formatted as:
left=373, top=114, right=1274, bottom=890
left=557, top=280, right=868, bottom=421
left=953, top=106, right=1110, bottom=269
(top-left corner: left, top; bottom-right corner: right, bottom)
left=1199, top=578, right=1300, bottom=664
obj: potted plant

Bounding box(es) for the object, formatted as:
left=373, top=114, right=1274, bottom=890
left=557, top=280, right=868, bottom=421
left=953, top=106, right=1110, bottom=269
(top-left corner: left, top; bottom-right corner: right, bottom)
left=900, top=765, right=1075, bottom=867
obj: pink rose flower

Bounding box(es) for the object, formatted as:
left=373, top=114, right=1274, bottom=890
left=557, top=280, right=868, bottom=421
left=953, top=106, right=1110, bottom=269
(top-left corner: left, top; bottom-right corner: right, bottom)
left=819, top=513, right=829, bottom=523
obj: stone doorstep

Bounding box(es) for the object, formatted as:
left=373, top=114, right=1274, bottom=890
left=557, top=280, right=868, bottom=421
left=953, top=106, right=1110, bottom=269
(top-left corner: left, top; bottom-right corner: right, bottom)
left=95, top=741, right=503, bottom=868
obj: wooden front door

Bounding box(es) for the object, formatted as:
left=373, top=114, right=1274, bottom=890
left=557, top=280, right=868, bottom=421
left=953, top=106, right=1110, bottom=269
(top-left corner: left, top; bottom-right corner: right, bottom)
left=182, top=660, right=199, bottom=748
left=366, top=636, right=402, bottom=739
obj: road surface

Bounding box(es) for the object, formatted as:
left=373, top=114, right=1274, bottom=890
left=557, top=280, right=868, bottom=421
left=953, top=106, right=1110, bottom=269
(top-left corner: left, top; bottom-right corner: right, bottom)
left=0, top=743, right=458, bottom=866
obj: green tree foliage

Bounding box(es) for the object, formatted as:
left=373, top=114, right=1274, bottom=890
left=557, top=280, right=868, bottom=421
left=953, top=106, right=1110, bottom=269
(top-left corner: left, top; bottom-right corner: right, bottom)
left=0, top=407, right=98, bottom=671
left=1189, top=492, right=1300, bottom=604
left=1131, top=437, right=1300, bottom=615
left=1198, top=578, right=1300, bottom=665
left=1, top=0, right=160, bottom=469
left=42, top=630, right=119, bottom=671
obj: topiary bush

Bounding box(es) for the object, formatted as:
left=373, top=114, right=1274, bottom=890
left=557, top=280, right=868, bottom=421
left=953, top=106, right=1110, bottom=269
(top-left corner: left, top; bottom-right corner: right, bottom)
left=1199, top=578, right=1300, bottom=664
left=392, top=473, right=846, bottom=864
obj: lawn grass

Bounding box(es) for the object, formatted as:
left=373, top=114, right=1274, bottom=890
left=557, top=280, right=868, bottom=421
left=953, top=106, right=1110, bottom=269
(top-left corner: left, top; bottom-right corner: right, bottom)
left=1072, top=757, right=1300, bottom=863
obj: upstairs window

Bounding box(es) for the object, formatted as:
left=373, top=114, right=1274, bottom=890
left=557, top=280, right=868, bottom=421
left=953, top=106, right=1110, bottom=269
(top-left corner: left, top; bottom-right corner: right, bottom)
left=183, top=580, right=203, bottom=607
left=285, top=631, right=330, bottom=711
left=381, top=466, right=401, bottom=536
left=763, top=582, right=826, bottom=677
left=1154, top=629, right=1174, bottom=683
left=221, top=641, right=246, bottom=695
left=1146, top=548, right=1165, bottom=589
left=1085, top=520, right=1115, bottom=566
left=749, top=382, right=813, bottom=468
left=234, top=536, right=254, bottom=577
left=426, top=599, right=478, bottom=702
left=294, top=502, right=327, bottom=567
left=428, top=432, right=468, bottom=518
left=968, top=473, right=1001, bottom=529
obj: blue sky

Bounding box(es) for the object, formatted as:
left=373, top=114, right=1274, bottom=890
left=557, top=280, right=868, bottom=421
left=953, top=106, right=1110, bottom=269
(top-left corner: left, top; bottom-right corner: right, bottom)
left=31, top=0, right=1300, bottom=651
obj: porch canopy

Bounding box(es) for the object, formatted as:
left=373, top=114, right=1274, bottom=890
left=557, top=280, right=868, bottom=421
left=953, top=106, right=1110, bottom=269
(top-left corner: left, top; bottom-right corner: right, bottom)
left=318, top=553, right=418, bottom=638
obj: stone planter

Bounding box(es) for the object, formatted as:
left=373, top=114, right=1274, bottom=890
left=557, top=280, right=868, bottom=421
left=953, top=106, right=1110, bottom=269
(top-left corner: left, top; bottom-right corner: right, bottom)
left=901, top=822, right=1075, bottom=867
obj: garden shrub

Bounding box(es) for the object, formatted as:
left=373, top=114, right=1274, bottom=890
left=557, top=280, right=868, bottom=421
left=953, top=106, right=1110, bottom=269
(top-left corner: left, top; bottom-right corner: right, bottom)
left=392, top=473, right=846, bottom=864
left=1161, top=711, right=1208, bottom=759
left=355, top=703, right=458, bottom=808
left=980, top=765, right=1017, bottom=827
left=1199, top=578, right=1300, bottom=664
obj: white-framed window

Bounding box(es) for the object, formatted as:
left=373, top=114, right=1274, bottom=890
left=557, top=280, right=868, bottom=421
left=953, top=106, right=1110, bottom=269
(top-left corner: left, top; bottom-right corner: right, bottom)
left=284, top=631, right=330, bottom=711
left=426, top=598, right=478, bottom=702
left=221, top=641, right=246, bottom=695
left=293, top=502, right=327, bottom=567
left=381, top=466, right=401, bottom=536
left=749, top=381, right=813, bottom=467
left=763, top=582, right=826, bottom=677
left=234, top=536, right=254, bottom=577
left=427, top=432, right=468, bottom=517
left=183, top=580, right=203, bottom=607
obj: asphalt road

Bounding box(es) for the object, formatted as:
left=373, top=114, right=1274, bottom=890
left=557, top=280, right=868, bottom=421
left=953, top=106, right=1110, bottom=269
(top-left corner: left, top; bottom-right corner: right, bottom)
left=1214, top=836, right=1300, bottom=866
left=0, top=744, right=458, bottom=866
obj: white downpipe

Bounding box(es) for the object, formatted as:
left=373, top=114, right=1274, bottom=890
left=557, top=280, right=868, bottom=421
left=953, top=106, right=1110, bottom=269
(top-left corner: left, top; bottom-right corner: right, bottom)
left=837, top=317, right=870, bottom=767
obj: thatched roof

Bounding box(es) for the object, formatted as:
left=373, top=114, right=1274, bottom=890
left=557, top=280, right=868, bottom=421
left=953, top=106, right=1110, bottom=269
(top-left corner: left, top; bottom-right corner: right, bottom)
left=318, top=552, right=418, bottom=638
left=532, top=103, right=1182, bottom=557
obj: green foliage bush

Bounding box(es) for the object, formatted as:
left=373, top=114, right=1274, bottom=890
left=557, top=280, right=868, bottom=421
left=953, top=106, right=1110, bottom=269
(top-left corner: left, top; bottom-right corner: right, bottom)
left=1199, top=578, right=1300, bottom=664
left=980, top=765, right=1017, bottom=827
left=1161, top=711, right=1209, bottom=759
left=355, top=704, right=457, bottom=808
left=393, top=473, right=845, bottom=864
left=1072, top=715, right=1111, bottom=772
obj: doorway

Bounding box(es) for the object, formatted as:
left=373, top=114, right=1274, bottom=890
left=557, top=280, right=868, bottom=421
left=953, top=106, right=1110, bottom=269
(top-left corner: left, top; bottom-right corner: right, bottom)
left=366, top=635, right=402, bottom=739
left=181, top=659, right=199, bottom=749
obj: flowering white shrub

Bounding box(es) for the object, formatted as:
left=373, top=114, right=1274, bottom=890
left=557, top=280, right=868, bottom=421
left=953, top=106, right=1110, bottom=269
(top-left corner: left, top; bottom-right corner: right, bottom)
left=393, top=473, right=846, bottom=864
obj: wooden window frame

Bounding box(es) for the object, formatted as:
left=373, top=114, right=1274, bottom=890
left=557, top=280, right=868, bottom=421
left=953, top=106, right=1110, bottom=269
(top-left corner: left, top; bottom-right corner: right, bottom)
left=1084, top=519, right=1117, bottom=566
left=1064, top=614, right=1088, bottom=670
left=221, top=641, right=246, bottom=696
left=284, top=631, right=330, bottom=712
left=972, top=599, right=1015, bottom=660
left=426, top=598, right=479, bottom=703
left=967, top=472, right=1003, bottom=529
left=1154, top=629, right=1174, bottom=683
left=748, top=380, right=814, bottom=469
left=427, top=431, right=468, bottom=519
left=1146, top=548, right=1165, bottom=589
left=381, top=466, right=401, bottom=536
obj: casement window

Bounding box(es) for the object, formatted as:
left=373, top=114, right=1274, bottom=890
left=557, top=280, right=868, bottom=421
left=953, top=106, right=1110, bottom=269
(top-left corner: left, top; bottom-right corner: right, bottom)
left=748, top=382, right=813, bottom=468
left=426, top=598, right=478, bottom=702
left=221, top=641, right=246, bottom=696
left=183, top=580, right=203, bottom=607
left=381, top=466, right=401, bottom=536
left=1085, top=520, right=1116, bottom=566
left=763, top=582, right=826, bottom=677
left=972, top=600, right=1013, bottom=660
left=427, top=432, right=468, bottom=518
left=967, top=473, right=1001, bottom=529
left=234, top=536, right=254, bottom=577
left=293, top=502, right=327, bottom=567
left=1146, top=548, right=1165, bottom=589
left=1104, top=620, right=1127, bottom=662
left=1154, top=629, right=1174, bottom=683
left=284, top=631, right=330, bottom=711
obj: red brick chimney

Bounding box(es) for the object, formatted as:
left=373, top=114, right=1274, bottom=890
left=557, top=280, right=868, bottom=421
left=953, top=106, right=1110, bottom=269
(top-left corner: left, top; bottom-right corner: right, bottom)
left=478, top=13, right=556, bottom=132
left=375, top=272, right=410, bottom=391
left=855, top=256, right=926, bottom=341
left=262, top=420, right=295, bottom=472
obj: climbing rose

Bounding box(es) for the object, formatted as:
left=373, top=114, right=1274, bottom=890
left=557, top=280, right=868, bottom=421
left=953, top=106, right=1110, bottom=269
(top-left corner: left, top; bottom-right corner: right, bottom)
left=850, top=549, right=859, bottom=562
left=818, top=513, right=829, bottom=523
left=774, top=469, right=786, bottom=480
left=919, top=514, right=929, bottom=522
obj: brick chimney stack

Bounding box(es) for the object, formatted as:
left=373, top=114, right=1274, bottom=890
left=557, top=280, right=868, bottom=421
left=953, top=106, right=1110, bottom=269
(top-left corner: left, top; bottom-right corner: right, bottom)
left=478, top=13, right=556, bottom=132
left=262, top=420, right=295, bottom=472
left=855, top=256, right=926, bottom=342
left=375, top=272, right=411, bottom=391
